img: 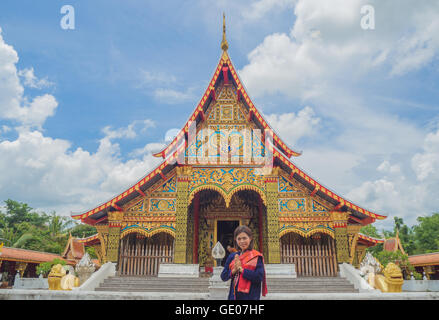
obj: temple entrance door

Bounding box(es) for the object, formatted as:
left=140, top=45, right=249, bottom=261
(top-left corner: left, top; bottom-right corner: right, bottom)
left=217, top=220, right=239, bottom=266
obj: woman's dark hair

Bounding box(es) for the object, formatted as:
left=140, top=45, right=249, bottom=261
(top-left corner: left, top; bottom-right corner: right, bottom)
left=233, top=225, right=254, bottom=251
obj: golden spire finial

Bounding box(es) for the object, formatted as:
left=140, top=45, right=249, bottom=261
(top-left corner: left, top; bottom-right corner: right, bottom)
left=221, top=13, right=229, bottom=51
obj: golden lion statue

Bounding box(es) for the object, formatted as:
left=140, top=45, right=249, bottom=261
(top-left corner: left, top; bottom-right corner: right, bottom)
left=48, top=264, right=66, bottom=290
left=374, top=262, right=404, bottom=293
left=48, top=264, right=80, bottom=290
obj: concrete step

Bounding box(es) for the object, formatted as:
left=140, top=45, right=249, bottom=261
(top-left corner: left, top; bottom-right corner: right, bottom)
left=266, top=289, right=359, bottom=293
left=95, top=288, right=209, bottom=292
left=96, top=276, right=358, bottom=293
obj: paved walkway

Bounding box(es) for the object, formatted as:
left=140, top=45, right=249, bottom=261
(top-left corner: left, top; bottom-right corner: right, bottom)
left=1, top=289, right=438, bottom=300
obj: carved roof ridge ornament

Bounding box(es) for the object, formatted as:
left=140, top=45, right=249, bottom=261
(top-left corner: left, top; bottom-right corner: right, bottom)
left=221, top=13, right=229, bottom=52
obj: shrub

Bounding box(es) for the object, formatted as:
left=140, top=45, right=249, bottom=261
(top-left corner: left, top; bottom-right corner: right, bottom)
left=36, top=258, right=67, bottom=277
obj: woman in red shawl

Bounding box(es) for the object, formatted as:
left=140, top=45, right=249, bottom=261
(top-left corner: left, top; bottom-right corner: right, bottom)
left=221, top=225, right=267, bottom=300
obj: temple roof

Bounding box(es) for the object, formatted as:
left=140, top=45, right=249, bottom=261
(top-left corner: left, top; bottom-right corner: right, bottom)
left=383, top=231, right=406, bottom=254
left=357, top=233, right=385, bottom=247
left=62, top=234, right=86, bottom=260
left=0, top=246, right=75, bottom=265
left=76, top=234, right=100, bottom=245
left=408, top=252, right=439, bottom=267
left=71, top=19, right=386, bottom=226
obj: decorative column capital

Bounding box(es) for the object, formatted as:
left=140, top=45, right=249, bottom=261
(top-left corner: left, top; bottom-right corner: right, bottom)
left=331, top=211, right=348, bottom=228
left=108, top=210, right=124, bottom=227
left=176, top=166, right=192, bottom=178
left=347, top=224, right=362, bottom=234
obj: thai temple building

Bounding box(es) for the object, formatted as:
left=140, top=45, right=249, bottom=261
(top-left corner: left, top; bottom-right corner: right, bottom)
left=72, top=16, right=386, bottom=277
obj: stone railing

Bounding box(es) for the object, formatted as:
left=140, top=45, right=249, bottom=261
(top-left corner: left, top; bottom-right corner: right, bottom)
left=403, top=280, right=439, bottom=292
left=12, top=274, right=48, bottom=290
left=339, top=263, right=380, bottom=293
left=73, top=262, right=116, bottom=291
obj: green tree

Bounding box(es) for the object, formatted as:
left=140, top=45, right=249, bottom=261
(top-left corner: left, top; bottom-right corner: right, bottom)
left=36, top=258, right=67, bottom=277
left=69, top=223, right=97, bottom=238
left=413, top=213, right=439, bottom=254
left=3, top=199, right=48, bottom=228
left=360, top=224, right=382, bottom=238
left=0, top=199, right=99, bottom=256
left=360, top=224, right=384, bottom=255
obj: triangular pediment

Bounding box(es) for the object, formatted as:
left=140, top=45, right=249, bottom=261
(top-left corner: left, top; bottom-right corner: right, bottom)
left=153, top=51, right=301, bottom=162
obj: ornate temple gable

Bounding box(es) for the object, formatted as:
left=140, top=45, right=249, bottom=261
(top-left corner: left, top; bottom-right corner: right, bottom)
left=188, top=167, right=266, bottom=207
left=150, top=174, right=177, bottom=196
left=152, top=47, right=301, bottom=162
left=121, top=171, right=177, bottom=238
left=312, top=200, right=329, bottom=212
left=278, top=175, right=303, bottom=194
left=185, top=79, right=268, bottom=166
left=275, top=147, right=387, bottom=221
left=126, top=198, right=145, bottom=212
left=277, top=168, right=335, bottom=238
left=205, top=84, right=247, bottom=126
left=123, top=170, right=177, bottom=219
left=200, top=192, right=252, bottom=219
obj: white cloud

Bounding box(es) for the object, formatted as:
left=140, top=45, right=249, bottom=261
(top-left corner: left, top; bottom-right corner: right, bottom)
left=234, top=0, right=439, bottom=229
left=344, top=126, right=439, bottom=228
left=1, top=125, right=11, bottom=134
left=0, top=27, right=163, bottom=216
left=17, top=94, right=58, bottom=129
left=18, top=67, right=53, bottom=89
left=242, top=0, right=297, bottom=21
left=412, top=127, right=439, bottom=181
left=264, top=106, right=320, bottom=146
left=0, top=128, right=163, bottom=216
left=377, top=160, right=401, bottom=175
left=102, top=119, right=155, bottom=140
left=0, top=29, right=58, bottom=128
left=154, top=87, right=196, bottom=104
left=239, top=0, right=439, bottom=99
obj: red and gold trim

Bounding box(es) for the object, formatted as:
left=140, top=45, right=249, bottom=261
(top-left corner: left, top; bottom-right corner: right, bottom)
left=358, top=233, right=384, bottom=244
left=72, top=143, right=185, bottom=222
left=273, top=147, right=386, bottom=221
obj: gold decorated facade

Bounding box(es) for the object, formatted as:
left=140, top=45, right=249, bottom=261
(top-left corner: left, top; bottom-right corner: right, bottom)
left=72, top=17, right=386, bottom=275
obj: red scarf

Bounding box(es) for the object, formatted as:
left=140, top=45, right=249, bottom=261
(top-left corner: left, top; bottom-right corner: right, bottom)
left=229, top=249, right=268, bottom=297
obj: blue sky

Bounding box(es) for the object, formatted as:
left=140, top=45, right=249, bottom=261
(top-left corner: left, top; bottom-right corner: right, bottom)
left=0, top=0, right=438, bottom=233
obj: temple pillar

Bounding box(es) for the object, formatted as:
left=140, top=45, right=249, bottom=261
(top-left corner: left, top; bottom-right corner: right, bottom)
left=174, top=166, right=191, bottom=263
left=106, top=211, right=123, bottom=263
left=264, top=169, right=281, bottom=263
left=258, top=197, right=263, bottom=254
left=332, top=211, right=350, bottom=264
left=95, top=224, right=109, bottom=264
left=193, top=193, right=200, bottom=264
left=347, top=225, right=362, bottom=264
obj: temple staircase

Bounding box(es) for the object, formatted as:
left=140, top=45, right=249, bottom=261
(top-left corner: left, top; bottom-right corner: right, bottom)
left=96, top=276, right=210, bottom=293
left=95, top=276, right=358, bottom=293
left=266, top=277, right=358, bottom=293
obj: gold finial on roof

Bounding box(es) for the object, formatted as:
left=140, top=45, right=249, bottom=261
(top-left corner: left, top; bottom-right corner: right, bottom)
left=221, top=13, right=229, bottom=51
